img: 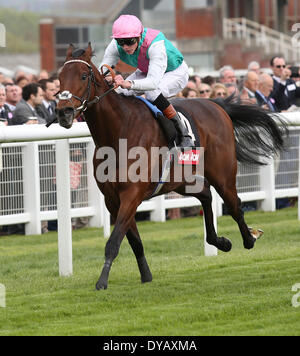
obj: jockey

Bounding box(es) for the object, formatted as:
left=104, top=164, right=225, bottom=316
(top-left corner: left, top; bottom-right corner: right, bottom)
left=99, top=14, right=193, bottom=148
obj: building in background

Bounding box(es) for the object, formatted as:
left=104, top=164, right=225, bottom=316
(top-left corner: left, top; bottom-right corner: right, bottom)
left=39, top=0, right=175, bottom=73
left=175, top=0, right=300, bottom=72
left=21, top=0, right=300, bottom=74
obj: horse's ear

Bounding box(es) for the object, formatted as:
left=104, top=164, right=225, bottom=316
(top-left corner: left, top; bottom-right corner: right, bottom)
left=85, top=42, right=93, bottom=58
left=66, top=43, right=75, bottom=58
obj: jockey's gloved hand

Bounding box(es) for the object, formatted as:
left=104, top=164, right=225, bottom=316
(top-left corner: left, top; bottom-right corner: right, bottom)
left=105, top=75, right=113, bottom=85
left=114, top=75, right=132, bottom=90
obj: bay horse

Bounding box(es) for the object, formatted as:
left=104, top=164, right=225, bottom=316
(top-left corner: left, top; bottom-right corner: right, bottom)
left=55, top=44, right=285, bottom=290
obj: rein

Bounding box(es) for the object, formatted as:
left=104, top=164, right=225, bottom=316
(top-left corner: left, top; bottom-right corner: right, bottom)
left=46, top=61, right=116, bottom=127
left=86, top=64, right=118, bottom=107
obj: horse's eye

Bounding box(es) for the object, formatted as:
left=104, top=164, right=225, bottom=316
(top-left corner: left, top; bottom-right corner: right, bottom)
left=81, top=73, right=88, bottom=80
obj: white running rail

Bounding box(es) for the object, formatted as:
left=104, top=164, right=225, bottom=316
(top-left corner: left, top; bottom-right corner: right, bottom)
left=1, top=115, right=300, bottom=275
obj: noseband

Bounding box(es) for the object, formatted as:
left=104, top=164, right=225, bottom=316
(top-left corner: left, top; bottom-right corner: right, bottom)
left=58, top=59, right=116, bottom=114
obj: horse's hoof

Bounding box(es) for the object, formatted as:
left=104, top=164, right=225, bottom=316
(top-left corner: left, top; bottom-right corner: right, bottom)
left=141, top=274, right=153, bottom=284
left=243, top=236, right=256, bottom=249
left=218, top=237, right=232, bottom=252
left=249, top=227, right=264, bottom=240
left=208, top=236, right=232, bottom=252
left=95, top=281, right=107, bottom=290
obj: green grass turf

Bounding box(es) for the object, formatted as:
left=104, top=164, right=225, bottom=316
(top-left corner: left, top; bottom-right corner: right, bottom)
left=0, top=207, right=300, bottom=335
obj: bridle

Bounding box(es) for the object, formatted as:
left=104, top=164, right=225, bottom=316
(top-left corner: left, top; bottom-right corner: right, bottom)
left=59, top=60, right=117, bottom=112
left=46, top=60, right=116, bottom=127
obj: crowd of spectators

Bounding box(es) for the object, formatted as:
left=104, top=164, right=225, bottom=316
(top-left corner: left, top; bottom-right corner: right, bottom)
left=0, top=68, right=88, bottom=235
left=1, top=55, right=299, bottom=228
left=1, top=55, right=299, bottom=132
left=0, top=69, right=58, bottom=126
left=2, top=55, right=300, bottom=126
left=176, top=56, right=300, bottom=114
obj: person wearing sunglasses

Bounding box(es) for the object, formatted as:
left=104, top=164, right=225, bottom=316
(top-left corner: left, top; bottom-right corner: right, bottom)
left=270, top=56, right=300, bottom=111
left=99, top=14, right=193, bottom=148
left=181, top=87, right=200, bottom=98
left=198, top=84, right=212, bottom=98
left=210, top=84, right=228, bottom=99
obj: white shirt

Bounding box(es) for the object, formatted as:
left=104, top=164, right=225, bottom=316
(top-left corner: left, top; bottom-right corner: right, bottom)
left=243, top=87, right=255, bottom=98
left=5, top=102, right=16, bottom=111
left=43, top=99, right=53, bottom=114
left=99, top=39, right=168, bottom=92
left=273, top=75, right=286, bottom=86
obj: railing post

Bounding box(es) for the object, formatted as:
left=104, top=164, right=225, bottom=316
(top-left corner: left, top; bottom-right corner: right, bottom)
left=102, top=197, right=111, bottom=238
left=260, top=158, right=276, bottom=212
left=242, top=17, right=247, bottom=40
left=261, top=26, right=268, bottom=52
left=298, top=137, right=300, bottom=221
left=86, top=140, right=110, bottom=237
left=236, top=21, right=241, bottom=39
left=150, top=195, right=166, bottom=222
left=56, top=139, right=73, bottom=277
left=223, top=18, right=228, bottom=39
left=279, top=33, right=284, bottom=56
left=215, top=193, right=223, bottom=217
left=86, top=140, right=102, bottom=228
left=228, top=19, right=233, bottom=39
left=23, top=142, right=41, bottom=235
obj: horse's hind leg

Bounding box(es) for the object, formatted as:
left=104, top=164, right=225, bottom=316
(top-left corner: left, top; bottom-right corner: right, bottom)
left=126, top=220, right=152, bottom=284
left=197, top=179, right=232, bottom=252
left=218, top=184, right=258, bottom=249
left=179, top=178, right=232, bottom=252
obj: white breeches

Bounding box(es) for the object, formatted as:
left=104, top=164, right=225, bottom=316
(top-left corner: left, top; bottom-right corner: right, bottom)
left=116, top=61, right=189, bottom=102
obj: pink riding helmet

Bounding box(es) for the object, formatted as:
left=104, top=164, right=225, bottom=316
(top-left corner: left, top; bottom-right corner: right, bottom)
left=112, top=15, right=143, bottom=38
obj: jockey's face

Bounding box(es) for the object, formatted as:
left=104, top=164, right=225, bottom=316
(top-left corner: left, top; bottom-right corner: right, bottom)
left=123, top=42, right=138, bottom=55
left=117, top=37, right=140, bottom=55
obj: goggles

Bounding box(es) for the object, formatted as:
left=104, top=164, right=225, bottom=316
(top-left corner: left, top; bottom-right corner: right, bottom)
left=116, top=38, right=137, bottom=46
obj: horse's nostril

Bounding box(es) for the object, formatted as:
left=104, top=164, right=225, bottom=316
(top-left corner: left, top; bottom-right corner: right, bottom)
left=63, top=107, right=75, bottom=116
left=56, top=107, right=74, bottom=117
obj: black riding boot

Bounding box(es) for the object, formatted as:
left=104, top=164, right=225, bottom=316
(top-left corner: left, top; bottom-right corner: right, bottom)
left=155, top=112, right=178, bottom=148
left=153, top=94, right=194, bottom=149
left=170, top=112, right=194, bottom=148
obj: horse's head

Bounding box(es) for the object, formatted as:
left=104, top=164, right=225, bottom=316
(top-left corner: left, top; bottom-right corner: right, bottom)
left=56, top=43, right=101, bottom=129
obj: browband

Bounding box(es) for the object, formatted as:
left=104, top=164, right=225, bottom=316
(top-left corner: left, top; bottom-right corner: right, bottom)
left=63, top=59, right=92, bottom=68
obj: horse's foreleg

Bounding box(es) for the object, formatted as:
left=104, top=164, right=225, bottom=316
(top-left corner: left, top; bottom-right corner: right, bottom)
left=96, top=225, right=124, bottom=290
left=126, top=221, right=152, bottom=284
left=198, top=180, right=232, bottom=252
left=95, top=196, right=140, bottom=290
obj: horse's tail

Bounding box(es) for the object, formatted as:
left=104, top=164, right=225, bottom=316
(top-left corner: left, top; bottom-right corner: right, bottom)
left=211, top=96, right=288, bottom=165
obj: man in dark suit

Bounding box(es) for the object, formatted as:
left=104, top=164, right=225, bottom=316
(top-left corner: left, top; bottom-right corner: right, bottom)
left=255, top=73, right=278, bottom=112
left=270, top=56, right=300, bottom=111
left=12, top=83, right=46, bottom=125
left=0, top=84, right=23, bottom=235
left=36, top=79, right=57, bottom=125
left=240, top=71, right=259, bottom=104
left=4, top=83, right=20, bottom=111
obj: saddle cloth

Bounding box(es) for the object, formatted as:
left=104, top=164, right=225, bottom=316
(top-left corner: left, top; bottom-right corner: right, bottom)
left=136, top=96, right=201, bottom=149
left=136, top=97, right=202, bottom=197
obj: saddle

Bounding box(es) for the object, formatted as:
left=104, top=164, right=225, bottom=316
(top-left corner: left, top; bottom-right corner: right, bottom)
left=136, top=97, right=203, bottom=197
left=136, top=96, right=201, bottom=152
